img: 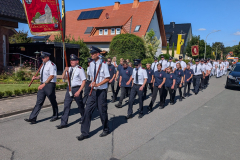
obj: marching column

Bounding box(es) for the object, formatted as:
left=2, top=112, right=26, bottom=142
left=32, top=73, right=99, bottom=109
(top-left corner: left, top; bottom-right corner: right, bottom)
left=192, top=59, right=205, bottom=95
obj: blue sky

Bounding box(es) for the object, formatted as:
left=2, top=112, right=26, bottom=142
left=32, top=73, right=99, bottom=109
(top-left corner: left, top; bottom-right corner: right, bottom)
left=18, top=0, right=240, bottom=47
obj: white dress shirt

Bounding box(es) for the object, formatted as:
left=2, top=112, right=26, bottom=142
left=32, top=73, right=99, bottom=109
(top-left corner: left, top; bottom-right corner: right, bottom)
left=132, top=67, right=148, bottom=85
left=89, top=59, right=110, bottom=89
left=178, top=60, right=187, bottom=70
left=67, top=65, right=86, bottom=87
left=207, top=62, right=213, bottom=69
left=40, top=60, right=57, bottom=83
left=192, top=64, right=204, bottom=75
left=167, top=61, right=175, bottom=69
left=151, top=62, right=159, bottom=72
left=159, top=59, right=168, bottom=70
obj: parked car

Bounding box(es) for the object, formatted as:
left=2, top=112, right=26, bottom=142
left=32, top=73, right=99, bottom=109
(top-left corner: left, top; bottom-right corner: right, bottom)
left=226, top=63, right=240, bottom=89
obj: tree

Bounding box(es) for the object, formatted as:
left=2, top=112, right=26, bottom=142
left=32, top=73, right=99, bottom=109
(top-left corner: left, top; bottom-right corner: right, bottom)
left=48, top=34, right=90, bottom=69
left=142, top=29, right=160, bottom=58
left=172, top=43, right=175, bottom=57
left=233, top=42, right=240, bottom=58
left=212, top=42, right=224, bottom=60
left=9, top=30, right=32, bottom=44
left=109, top=33, right=146, bottom=62
left=166, top=43, right=169, bottom=55
left=185, top=35, right=212, bottom=59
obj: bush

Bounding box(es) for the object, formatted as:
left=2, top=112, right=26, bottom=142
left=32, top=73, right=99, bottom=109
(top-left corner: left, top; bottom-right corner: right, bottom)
left=27, top=88, right=33, bottom=94
left=56, top=85, right=60, bottom=90
left=141, top=58, right=154, bottom=69
left=33, top=88, right=38, bottom=93
left=14, top=89, right=21, bottom=96
left=0, top=91, right=4, bottom=98
left=15, top=70, right=26, bottom=81
left=21, top=89, right=27, bottom=94
left=109, top=34, right=146, bottom=63
left=5, top=91, right=13, bottom=97
left=158, top=54, right=170, bottom=60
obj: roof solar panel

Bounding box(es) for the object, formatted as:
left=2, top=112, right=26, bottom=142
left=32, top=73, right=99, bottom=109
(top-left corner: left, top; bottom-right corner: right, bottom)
left=77, top=9, right=103, bottom=20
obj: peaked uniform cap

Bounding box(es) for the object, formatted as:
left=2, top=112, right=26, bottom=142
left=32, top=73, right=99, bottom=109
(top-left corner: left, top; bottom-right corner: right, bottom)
left=40, top=51, right=51, bottom=58
left=90, top=46, right=102, bottom=54
left=70, top=54, right=79, bottom=61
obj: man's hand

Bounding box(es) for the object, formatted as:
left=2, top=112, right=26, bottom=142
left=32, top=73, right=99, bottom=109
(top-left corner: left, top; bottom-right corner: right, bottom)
left=171, top=85, right=174, bottom=89
left=64, top=67, right=69, bottom=72
left=126, top=81, right=131, bottom=86
left=32, top=76, right=37, bottom=81
left=38, top=83, right=45, bottom=90
left=139, top=86, right=144, bottom=91
left=158, top=84, right=162, bottom=89
left=179, top=83, right=182, bottom=88
left=109, top=79, right=113, bottom=83
left=115, top=77, right=117, bottom=81
left=90, top=82, right=97, bottom=87
left=74, top=90, right=80, bottom=97
left=119, top=83, right=121, bottom=87
left=203, top=76, right=205, bottom=79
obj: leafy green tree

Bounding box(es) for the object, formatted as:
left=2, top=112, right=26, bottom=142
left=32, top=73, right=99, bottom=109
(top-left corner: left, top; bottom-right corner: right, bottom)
left=172, top=43, right=175, bottom=57
left=142, top=29, right=160, bottom=58
left=166, top=43, right=169, bottom=55
left=9, top=30, right=32, bottom=44
left=109, top=33, right=146, bottom=62
left=212, top=42, right=224, bottom=60
left=233, top=42, right=240, bottom=58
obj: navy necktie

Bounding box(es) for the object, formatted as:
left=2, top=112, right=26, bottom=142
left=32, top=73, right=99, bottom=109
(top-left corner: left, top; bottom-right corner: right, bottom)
left=41, top=63, right=45, bottom=82
left=195, top=65, right=197, bottom=73
left=94, top=62, right=97, bottom=80
left=136, top=68, right=139, bottom=84
left=69, top=67, right=73, bottom=87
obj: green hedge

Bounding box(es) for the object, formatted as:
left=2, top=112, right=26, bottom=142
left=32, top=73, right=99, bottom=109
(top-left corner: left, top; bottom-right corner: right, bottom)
left=141, top=58, right=154, bottom=68
left=0, top=91, right=4, bottom=98
left=5, top=91, right=13, bottom=97
left=14, top=89, right=21, bottom=96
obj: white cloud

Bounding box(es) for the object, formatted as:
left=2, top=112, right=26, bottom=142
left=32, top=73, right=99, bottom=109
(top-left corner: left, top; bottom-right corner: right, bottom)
left=234, top=31, right=240, bottom=35
left=198, top=28, right=206, bottom=31
left=232, top=40, right=237, bottom=42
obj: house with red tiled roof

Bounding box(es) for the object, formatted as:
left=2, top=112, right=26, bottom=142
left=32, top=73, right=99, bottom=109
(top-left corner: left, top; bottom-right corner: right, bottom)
left=53, top=0, right=167, bottom=56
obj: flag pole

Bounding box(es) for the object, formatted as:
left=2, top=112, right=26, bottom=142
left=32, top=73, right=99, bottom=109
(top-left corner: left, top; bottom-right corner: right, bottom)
left=56, top=0, right=72, bottom=96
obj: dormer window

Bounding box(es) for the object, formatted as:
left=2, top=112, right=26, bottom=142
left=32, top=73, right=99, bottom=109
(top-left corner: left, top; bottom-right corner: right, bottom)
left=116, top=28, right=121, bottom=34
left=104, top=29, right=108, bottom=35
left=111, top=28, right=115, bottom=35
left=99, top=29, right=103, bottom=35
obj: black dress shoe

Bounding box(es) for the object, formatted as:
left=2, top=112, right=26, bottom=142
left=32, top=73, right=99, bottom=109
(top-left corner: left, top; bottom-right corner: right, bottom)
left=115, top=103, right=122, bottom=108
left=179, top=98, right=182, bottom=101
left=181, top=96, right=185, bottom=99
left=170, top=102, right=174, bottom=105
left=56, top=125, right=67, bottom=129
left=50, top=117, right=58, bottom=122
left=126, top=114, right=133, bottom=119
left=147, top=106, right=152, bottom=111
left=24, top=119, right=37, bottom=124
left=138, top=114, right=143, bottom=119
left=111, top=99, right=116, bottom=103
left=159, top=106, right=164, bottom=109
left=99, top=131, right=109, bottom=137
left=76, top=134, right=88, bottom=141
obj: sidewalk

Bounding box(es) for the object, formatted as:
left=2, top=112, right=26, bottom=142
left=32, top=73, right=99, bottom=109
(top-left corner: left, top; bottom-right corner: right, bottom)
left=0, top=83, right=115, bottom=118
left=0, top=90, right=66, bottom=118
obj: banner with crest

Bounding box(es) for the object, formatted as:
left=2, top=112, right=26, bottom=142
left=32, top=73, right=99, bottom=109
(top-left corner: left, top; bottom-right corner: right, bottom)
left=22, top=0, right=61, bottom=35
left=191, top=45, right=199, bottom=57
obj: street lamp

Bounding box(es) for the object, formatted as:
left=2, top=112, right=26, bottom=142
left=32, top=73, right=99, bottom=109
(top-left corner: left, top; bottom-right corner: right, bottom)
left=215, top=44, right=221, bottom=60
left=205, top=30, right=221, bottom=59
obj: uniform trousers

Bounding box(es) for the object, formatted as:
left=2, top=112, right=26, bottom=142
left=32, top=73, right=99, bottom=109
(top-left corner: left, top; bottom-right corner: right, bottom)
left=166, top=87, right=175, bottom=103
left=149, top=85, right=167, bottom=107
left=216, top=69, right=221, bottom=78
left=119, top=86, right=131, bottom=104
left=115, top=80, right=121, bottom=98
left=173, top=83, right=182, bottom=100
left=81, top=89, right=109, bottom=136
left=29, top=83, right=58, bottom=121
left=200, top=74, right=204, bottom=89
left=108, top=81, right=116, bottom=100
left=184, top=81, right=191, bottom=96
left=143, top=83, right=153, bottom=98
left=193, top=75, right=201, bottom=94
left=60, top=86, right=84, bottom=125
left=128, top=84, right=144, bottom=115
left=83, top=80, right=91, bottom=105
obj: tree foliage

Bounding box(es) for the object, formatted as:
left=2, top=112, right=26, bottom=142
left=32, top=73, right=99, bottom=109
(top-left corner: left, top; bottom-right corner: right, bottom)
left=142, top=29, right=160, bottom=58
left=233, top=42, right=240, bottom=58
left=212, top=42, right=224, bottom=60
left=48, top=34, right=90, bottom=69
left=185, top=35, right=212, bottom=59
left=109, top=33, right=146, bottom=62
left=9, top=30, right=32, bottom=44
left=172, top=43, right=175, bottom=57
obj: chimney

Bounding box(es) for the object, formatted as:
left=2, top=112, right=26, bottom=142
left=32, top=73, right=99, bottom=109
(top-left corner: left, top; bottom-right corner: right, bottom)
left=132, top=0, right=139, bottom=8
left=170, top=22, right=175, bottom=28
left=114, top=1, right=120, bottom=10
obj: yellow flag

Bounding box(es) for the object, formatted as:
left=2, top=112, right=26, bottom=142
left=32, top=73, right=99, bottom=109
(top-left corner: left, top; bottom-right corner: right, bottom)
left=212, top=51, right=215, bottom=56
left=177, top=34, right=184, bottom=54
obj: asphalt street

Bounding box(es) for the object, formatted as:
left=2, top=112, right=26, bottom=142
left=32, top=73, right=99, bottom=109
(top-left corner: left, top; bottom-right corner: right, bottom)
left=1, top=76, right=240, bottom=160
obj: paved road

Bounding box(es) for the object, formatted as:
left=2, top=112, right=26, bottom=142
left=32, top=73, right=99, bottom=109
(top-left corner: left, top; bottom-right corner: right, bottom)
left=1, top=76, right=240, bottom=160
